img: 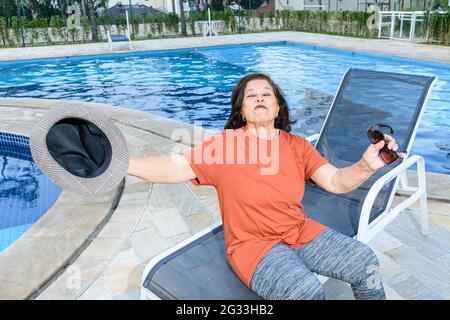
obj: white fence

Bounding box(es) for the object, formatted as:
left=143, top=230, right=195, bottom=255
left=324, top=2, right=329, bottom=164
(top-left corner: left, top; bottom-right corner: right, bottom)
left=377, top=11, right=427, bottom=42
left=377, top=10, right=449, bottom=43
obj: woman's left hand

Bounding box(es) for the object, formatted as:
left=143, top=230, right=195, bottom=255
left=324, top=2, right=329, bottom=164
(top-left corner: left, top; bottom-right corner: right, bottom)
left=361, top=134, right=405, bottom=172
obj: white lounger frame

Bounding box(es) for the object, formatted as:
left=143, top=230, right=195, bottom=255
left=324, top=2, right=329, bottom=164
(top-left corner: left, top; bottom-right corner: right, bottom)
left=107, top=10, right=133, bottom=52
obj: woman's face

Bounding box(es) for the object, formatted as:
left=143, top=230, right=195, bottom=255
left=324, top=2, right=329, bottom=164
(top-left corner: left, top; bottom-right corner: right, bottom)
left=240, top=79, right=280, bottom=127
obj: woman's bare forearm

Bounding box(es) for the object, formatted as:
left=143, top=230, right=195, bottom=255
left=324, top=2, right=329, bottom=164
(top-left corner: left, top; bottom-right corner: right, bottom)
left=331, top=159, right=375, bottom=194
left=127, top=154, right=195, bottom=184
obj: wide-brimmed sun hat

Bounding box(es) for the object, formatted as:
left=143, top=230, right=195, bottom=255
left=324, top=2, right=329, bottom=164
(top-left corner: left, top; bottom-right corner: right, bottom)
left=30, top=103, right=129, bottom=196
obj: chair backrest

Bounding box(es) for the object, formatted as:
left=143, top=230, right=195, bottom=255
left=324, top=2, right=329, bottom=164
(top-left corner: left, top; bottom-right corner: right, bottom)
left=314, top=68, right=436, bottom=223
left=110, top=34, right=130, bottom=42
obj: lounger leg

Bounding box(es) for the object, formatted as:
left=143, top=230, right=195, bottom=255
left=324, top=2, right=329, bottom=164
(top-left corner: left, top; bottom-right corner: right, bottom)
left=107, top=31, right=112, bottom=52
left=417, top=158, right=429, bottom=235
left=398, top=171, right=409, bottom=190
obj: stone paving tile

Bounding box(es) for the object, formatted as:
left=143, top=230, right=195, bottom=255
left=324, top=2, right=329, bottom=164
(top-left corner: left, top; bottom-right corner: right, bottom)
left=158, top=142, right=189, bottom=156
left=112, top=288, right=141, bottom=300
left=129, top=227, right=168, bottom=265
left=392, top=196, right=450, bottom=216
left=120, top=191, right=151, bottom=204
left=164, top=232, right=193, bottom=247
left=0, top=280, right=33, bottom=300
left=36, top=278, right=96, bottom=300
left=25, top=204, right=107, bottom=238
left=76, top=238, right=123, bottom=260
left=108, top=206, right=143, bottom=223
left=383, top=246, right=450, bottom=298
left=430, top=214, right=450, bottom=231
left=146, top=184, right=176, bottom=212
left=375, top=251, right=406, bottom=279
left=367, top=230, right=404, bottom=253
left=1, top=108, right=46, bottom=121
left=150, top=206, right=190, bottom=238
left=429, top=203, right=450, bottom=216
left=385, top=208, right=445, bottom=233
left=386, top=227, right=449, bottom=263
left=0, top=237, right=85, bottom=287
left=383, top=283, right=404, bottom=300
left=127, top=146, right=145, bottom=158
left=117, top=124, right=181, bottom=148
left=382, top=269, right=445, bottom=300
left=184, top=212, right=216, bottom=235
left=136, top=144, right=162, bottom=157
left=133, top=212, right=156, bottom=233
left=70, top=258, right=113, bottom=281
left=163, top=183, right=207, bottom=217
left=123, top=135, right=150, bottom=148
left=0, top=122, right=36, bottom=136
left=35, top=257, right=112, bottom=300
left=123, top=180, right=153, bottom=194
left=96, top=221, right=137, bottom=239
left=77, top=274, right=113, bottom=300
left=102, top=249, right=142, bottom=297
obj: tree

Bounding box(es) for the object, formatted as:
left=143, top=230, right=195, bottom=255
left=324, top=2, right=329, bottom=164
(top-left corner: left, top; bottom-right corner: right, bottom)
left=178, top=0, right=187, bottom=36
left=0, top=0, right=18, bottom=18
left=432, top=0, right=450, bottom=10
left=210, top=0, right=224, bottom=11
left=85, top=0, right=97, bottom=41
left=26, top=0, right=40, bottom=19
left=84, top=0, right=108, bottom=42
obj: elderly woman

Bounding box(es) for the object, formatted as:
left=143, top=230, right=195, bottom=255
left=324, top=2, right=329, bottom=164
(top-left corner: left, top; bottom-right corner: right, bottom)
left=128, top=73, right=401, bottom=300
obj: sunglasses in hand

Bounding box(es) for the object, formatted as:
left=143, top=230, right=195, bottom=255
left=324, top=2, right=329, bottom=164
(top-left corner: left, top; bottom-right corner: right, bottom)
left=367, top=124, right=401, bottom=165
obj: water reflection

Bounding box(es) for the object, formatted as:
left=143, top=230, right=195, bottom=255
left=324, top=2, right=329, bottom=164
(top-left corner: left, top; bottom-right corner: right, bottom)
left=0, top=134, right=62, bottom=252
left=0, top=156, right=40, bottom=202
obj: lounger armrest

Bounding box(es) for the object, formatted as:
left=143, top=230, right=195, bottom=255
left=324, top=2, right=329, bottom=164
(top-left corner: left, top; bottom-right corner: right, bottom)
left=357, top=155, right=427, bottom=242
left=306, top=133, right=320, bottom=143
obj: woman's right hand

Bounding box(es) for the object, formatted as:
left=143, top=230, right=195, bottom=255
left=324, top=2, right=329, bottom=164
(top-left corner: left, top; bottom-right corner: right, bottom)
left=127, top=154, right=196, bottom=184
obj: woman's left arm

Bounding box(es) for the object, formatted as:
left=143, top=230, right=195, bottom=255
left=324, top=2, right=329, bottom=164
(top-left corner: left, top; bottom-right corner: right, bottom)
left=310, top=135, right=404, bottom=194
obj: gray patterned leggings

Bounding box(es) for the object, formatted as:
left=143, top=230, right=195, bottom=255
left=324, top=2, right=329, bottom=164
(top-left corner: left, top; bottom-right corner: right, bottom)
left=250, top=229, right=386, bottom=300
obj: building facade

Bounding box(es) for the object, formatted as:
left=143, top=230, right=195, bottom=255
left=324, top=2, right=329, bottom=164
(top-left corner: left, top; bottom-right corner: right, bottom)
left=275, top=0, right=429, bottom=12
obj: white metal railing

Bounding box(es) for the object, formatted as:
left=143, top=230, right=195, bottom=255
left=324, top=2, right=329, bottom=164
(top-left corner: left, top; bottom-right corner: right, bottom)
left=378, top=10, right=449, bottom=42
left=200, top=7, right=220, bottom=39
left=377, top=11, right=426, bottom=42
left=199, top=20, right=221, bottom=38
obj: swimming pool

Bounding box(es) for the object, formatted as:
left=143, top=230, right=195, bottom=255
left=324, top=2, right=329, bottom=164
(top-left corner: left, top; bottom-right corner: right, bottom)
left=0, top=132, right=62, bottom=252
left=0, top=42, right=449, bottom=174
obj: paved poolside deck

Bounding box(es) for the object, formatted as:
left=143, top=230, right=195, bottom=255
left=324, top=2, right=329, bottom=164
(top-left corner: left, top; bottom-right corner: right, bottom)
left=1, top=31, right=450, bottom=65
left=0, top=98, right=448, bottom=300
left=0, top=32, right=449, bottom=300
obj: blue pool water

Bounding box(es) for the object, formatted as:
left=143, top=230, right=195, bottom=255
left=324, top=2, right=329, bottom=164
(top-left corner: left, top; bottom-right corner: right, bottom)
left=0, top=42, right=449, bottom=174
left=0, top=132, right=62, bottom=252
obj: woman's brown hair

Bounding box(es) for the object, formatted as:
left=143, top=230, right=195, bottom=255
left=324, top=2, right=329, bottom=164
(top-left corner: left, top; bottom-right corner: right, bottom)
left=224, top=73, right=296, bottom=132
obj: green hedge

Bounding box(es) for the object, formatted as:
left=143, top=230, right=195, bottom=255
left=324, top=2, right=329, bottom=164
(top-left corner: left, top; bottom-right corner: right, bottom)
left=423, top=11, right=450, bottom=44
left=0, top=10, right=448, bottom=47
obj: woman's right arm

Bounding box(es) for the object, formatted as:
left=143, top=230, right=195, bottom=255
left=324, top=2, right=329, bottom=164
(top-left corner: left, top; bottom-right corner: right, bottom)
left=127, top=154, right=196, bottom=184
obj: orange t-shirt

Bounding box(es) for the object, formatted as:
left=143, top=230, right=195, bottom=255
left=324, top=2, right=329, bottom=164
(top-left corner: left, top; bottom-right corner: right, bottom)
left=183, top=127, right=329, bottom=288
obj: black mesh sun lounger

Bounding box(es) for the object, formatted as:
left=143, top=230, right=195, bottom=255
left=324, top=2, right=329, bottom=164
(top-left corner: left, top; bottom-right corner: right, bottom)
left=141, top=68, right=437, bottom=300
